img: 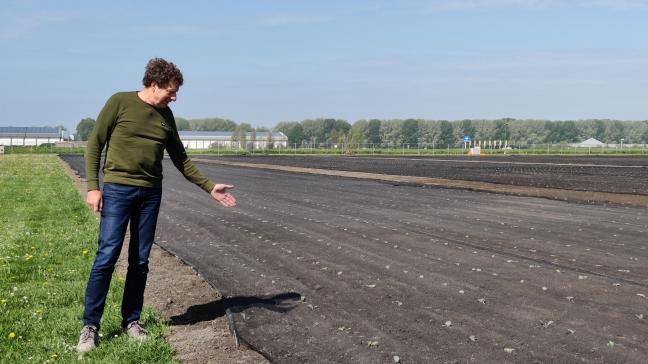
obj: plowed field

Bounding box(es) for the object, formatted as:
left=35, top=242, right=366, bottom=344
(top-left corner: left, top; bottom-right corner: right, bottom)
left=61, top=155, right=648, bottom=363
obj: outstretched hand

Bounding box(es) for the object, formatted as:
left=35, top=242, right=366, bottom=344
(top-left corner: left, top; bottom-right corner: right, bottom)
left=211, top=184, right=236, bottom=207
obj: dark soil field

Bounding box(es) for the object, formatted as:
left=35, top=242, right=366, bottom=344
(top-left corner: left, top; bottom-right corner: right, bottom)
left=200, top=155, right=648, bottom=195
left=62, top=155, right=648, bottom=363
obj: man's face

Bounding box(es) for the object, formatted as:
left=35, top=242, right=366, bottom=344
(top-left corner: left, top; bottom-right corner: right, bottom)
left=151, top=82, right=179, bottom=108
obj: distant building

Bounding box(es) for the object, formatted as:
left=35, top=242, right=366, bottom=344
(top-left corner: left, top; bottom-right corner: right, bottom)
left=0, top=127, right=66, bottom=146
left=570, top=138, right=605, bottom=148
left=178, top=131, right=288, bottom=149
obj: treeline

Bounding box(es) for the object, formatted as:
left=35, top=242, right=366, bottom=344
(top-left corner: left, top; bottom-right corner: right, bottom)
left=75, top=116, right=648, bottom=145
left=174, top=117, right=269, bottom=133
left=274, top=118, right=648, bottom=146
left=74, top=117, right=268, bottom=141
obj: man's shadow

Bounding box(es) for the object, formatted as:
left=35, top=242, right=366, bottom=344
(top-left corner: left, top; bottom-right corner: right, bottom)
left=169, top=292, right=302, bottom=326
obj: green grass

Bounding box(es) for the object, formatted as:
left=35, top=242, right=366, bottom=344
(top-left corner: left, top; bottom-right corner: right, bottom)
left=3, top=146, right=85, bottom=154
left=0, top=155, right=178, bottom=363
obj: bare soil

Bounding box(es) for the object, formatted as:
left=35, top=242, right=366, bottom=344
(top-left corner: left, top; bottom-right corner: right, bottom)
left=61, top=155, right=648, bottom=363
left=193, top=158, right=648, bottom=208
left=200, top=155, right=648, bottom=196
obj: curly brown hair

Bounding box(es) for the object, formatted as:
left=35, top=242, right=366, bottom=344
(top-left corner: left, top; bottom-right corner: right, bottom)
left=142, top=58, right=184, bottom=88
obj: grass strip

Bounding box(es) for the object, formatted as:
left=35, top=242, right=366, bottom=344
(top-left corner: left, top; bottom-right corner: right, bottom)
left=0, top=155, right=178, bottom=363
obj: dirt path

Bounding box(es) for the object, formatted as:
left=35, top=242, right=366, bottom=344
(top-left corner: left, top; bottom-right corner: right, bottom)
left=58, top=157, right=268, bottom=364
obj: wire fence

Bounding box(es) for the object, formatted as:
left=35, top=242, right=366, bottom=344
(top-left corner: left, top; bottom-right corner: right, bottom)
left=2, top=142, right=647, bottom=156
left=198, top=142, right=648, bottom=156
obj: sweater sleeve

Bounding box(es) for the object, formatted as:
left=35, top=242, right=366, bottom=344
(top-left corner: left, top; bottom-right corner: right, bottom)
left=85, top=94, right=119, bottom=191
left=165, top=117, right=216, bottom=194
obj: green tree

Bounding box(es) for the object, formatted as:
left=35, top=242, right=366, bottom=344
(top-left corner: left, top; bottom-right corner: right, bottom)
left=380, top=120, right=401, bottom=146
left=401, top=119, right=419, bottom=145
left=333, top=119, right=351, bottom=135
left=339, top=131, right=348, bottom=144
left=459, top=119, right=476, bottom=139
left=594, top=119, right=606, bottom=141
left=175, top=117, right=190, bottom=130
left=418, top=120, right=437, bottom=144
left=545, top=121, right=579, bottom=143
left=297, top=118, right=351, bottom=145
left=324, top=119, right=350, bottom=143
left=365, top=119, right=382, bottom=144
left=493, top=119, right=511, bottom=141
left=609, top=120, right=626, bottom=143
left=544, top=121, right=559, bottom=143
left=300, top=119, right=322, bottom=145
left=561, top=120, right=579, bottom=142
left=327, top=129, right=340, bottom=144
left=192, top=118, right=236, bottom=131
left=238, top=122, right=253, bottom=132
left=275, top=121, right=298, bottom=135
left=286, top=123, right=304, bottom=145
left=275, top=121, right=303, bottom=145
left=75, top=118, right=95, bottom=141
left=438, top=120, right=455, bottom=146
left=273, top=122, right=303, bottom=145
left=349, top=125, right=364, bottom=145
left=641, top=121, right=648, bottom=143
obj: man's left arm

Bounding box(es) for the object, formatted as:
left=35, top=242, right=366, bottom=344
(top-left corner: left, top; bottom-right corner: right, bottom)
left=166, top=119, right=236, bottom=208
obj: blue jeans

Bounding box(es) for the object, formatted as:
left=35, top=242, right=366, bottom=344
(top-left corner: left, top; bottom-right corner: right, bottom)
left=83, top=183, right=162, bottom=329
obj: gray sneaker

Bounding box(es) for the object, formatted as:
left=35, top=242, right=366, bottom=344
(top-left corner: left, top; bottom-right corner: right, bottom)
left=77, top=325, right=99, bottom=353
left=124, top=321, right=148, bottom=342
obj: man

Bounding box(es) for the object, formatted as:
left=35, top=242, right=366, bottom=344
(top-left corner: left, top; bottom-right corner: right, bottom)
left=78, top=58, right=236, bottom=353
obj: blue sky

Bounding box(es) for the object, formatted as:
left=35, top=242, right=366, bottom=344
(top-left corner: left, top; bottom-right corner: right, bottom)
left=1, top=0, right=647, bottom=132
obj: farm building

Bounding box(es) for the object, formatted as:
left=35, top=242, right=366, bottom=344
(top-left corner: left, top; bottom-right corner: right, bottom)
left=178, top=131, right=288, bottom=150
left=0, top=127, right=66, bottom=146
left=571, top=138, right=605, bottom=147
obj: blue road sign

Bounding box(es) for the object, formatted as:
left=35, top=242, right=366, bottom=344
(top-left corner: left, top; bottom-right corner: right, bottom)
left=463, top=135, right=471, bottom=142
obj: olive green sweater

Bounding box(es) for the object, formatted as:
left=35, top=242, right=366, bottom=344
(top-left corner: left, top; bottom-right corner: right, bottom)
left=85, top=92, right=215, bottom=193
